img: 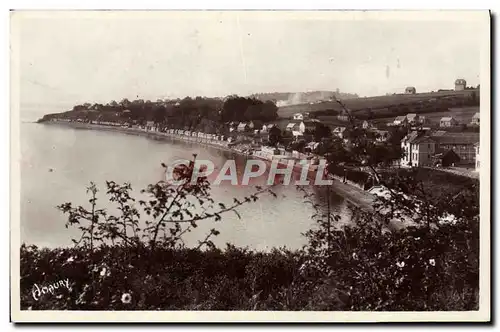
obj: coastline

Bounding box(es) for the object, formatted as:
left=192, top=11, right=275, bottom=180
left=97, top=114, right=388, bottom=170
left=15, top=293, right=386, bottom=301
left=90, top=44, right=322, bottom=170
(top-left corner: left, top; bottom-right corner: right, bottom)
left=41, top=121, right=377, bottom=211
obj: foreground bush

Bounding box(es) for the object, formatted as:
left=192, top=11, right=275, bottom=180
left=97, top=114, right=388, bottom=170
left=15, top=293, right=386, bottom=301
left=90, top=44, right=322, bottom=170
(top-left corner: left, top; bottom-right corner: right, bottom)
left=20, top=215, right=479, bottom=311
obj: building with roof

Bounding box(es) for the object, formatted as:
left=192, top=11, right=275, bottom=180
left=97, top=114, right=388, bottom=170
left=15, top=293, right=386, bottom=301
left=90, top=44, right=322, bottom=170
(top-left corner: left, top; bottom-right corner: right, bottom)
left=393, top=116, right=408, bottom=126
left=405, top=86, right=416, bottom=94
left=372, top=129, right=390, bottom=143
left=292, top=112, right=310, bottom=121
left=145, top=120, right=156, bottom=131
left=406, top=113, right=420, bottom=125
left=400, top=131, right=436, bottom=167
left=471, top=112, right=480, bottom=126
left=455, top=79, right=467, bottom=91
left=432, top=150, right=461, bottom=167
left=430, top=131, right=479, bottom=164
left=337, top=110, right=350, bottom=122
left=285, top=120, right=319, bottom=139
left=332, top=126, right=347, bottom=139
left=440, top=117, right=459, bottom=127
left=237, top=122, right=250, bottom=132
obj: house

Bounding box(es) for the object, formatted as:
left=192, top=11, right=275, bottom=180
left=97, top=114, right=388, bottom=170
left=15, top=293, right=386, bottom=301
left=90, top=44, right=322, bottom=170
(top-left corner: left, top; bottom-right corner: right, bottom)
left=286, top=120, right=318, bottom=139
left=286, top=122, right=298, bottom=132
left=293, top=113, right=309, bottom=120
left=372, top=129, right=389, bottom=143
left=228, top=121, right=239, bottom=132
left=405, top=86, right=416, bottom=94
left=261, top=123, right=276, bottom=133
left=406, top=113, right=420, bottom=125
left=471, top=112, right=480, bottom=126
left=430, top=131, right=479, bottom=164
left=440, top=117, right=459, bottom=127
left=393, top=116, right=408, bottom=126
left=455, top=78, right=467, bottom=91
left=432, top=150, right=461, bottom=167
left=332, top=127, right=347, bottom=139
left=146, top=121, right=156, bottom=131
left=362, top=120, right=372, bottom=129
left=337, top=110, right=350, bottom=122
left=400, top=131, right=436, bottom=167
left=475, top=142, right=480, bottom=171
left=237, top=122, right=250, bottom=132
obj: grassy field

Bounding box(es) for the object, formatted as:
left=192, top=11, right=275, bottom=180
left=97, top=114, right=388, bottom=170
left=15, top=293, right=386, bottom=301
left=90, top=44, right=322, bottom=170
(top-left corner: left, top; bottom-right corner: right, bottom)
left=277, top=90, right=478, bottom=119
left=371, top=106, right=479, bottom=126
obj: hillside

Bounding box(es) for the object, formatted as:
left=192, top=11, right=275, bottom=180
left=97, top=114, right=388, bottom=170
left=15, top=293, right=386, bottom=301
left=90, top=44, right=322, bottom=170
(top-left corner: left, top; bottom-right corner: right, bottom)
left=277, top=89, right=480, bottom=121
left=250, top=90, right=359, bottom=106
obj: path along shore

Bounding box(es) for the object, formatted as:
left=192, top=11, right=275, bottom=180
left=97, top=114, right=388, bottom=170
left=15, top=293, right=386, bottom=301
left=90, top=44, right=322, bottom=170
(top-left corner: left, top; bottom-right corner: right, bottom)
left=43, top=121, right=380, bottom=214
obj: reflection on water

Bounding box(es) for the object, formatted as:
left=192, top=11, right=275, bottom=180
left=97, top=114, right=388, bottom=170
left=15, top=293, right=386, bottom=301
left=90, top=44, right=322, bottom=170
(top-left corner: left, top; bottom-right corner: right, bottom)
left=20, top=123, right=351, bottom=251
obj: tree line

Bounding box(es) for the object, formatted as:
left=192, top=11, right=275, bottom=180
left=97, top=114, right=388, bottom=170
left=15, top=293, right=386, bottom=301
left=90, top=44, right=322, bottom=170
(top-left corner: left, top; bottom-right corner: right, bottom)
left=39, top=96, right=279, bottom=133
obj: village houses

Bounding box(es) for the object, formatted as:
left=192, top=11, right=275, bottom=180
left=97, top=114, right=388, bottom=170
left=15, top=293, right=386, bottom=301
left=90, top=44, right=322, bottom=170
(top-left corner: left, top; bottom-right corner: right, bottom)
left=286, top=119, right=320, bottom=139
left=430, top=131, right=479, bottom=164
left=440, top=116, right=459, bottom=128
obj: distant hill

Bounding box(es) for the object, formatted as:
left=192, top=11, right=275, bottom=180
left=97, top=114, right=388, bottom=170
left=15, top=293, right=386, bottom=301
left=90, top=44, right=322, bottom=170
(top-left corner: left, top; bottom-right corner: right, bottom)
left=277, top=89, right=480, bottom=121
left=249, top=91, right=359, bottom=107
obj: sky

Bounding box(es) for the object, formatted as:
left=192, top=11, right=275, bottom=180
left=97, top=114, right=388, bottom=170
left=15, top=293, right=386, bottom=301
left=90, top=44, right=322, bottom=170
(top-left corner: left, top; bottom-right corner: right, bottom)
left=13, top=11, right=484, bottom=113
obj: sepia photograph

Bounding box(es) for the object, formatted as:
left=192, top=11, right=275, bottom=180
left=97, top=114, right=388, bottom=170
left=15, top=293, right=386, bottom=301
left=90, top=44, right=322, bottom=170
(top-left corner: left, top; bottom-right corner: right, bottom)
left=10, top=10, right=490, bottom=322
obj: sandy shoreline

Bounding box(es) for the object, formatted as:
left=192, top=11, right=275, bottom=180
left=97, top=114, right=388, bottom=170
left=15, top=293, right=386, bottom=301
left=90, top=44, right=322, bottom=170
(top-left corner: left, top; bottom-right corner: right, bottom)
left=42, top=121, right=377, bottom=211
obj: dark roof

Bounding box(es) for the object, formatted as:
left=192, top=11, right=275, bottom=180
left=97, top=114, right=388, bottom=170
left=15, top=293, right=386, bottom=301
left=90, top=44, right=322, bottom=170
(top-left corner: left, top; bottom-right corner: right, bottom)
left=413, top=136, right=435, bottom=144
left=430, top=132, right=479, bottom=145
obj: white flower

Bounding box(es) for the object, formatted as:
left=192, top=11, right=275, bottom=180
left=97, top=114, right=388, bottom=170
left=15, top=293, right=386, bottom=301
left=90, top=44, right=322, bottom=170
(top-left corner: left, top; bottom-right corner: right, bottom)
left=414, top=237, right=420, bottom=241
left=352, top=253, right=357, bottom=260
left=429, top=259, right=436, bottom=266
left=396, top=261, right=405, bottom=268
left=66, top=256, right=74, bottom=263
left=121, top=293, right=132, bottom=304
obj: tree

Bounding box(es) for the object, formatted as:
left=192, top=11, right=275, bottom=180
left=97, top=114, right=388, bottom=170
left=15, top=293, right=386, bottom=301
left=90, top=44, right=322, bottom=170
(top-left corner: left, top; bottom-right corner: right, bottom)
left=313, top=123, right=331, bottom=142
left=268, top=126, right=282, bottom=147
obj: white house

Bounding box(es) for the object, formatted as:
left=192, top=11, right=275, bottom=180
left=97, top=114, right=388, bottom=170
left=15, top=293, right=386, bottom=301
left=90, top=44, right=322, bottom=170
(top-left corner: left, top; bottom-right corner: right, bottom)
left=400, top=131, right=436, bottom=167
left=292, top=112, right=310, bottom=121
left=293, top=113, right=304, bottom=120
left=393, top=116, right=408, bottom=126
left=237, top=122, right=249, bottom=132
left=440, top=117, right=458, bottom=128
left=287, top=120, right=318, bottom=138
